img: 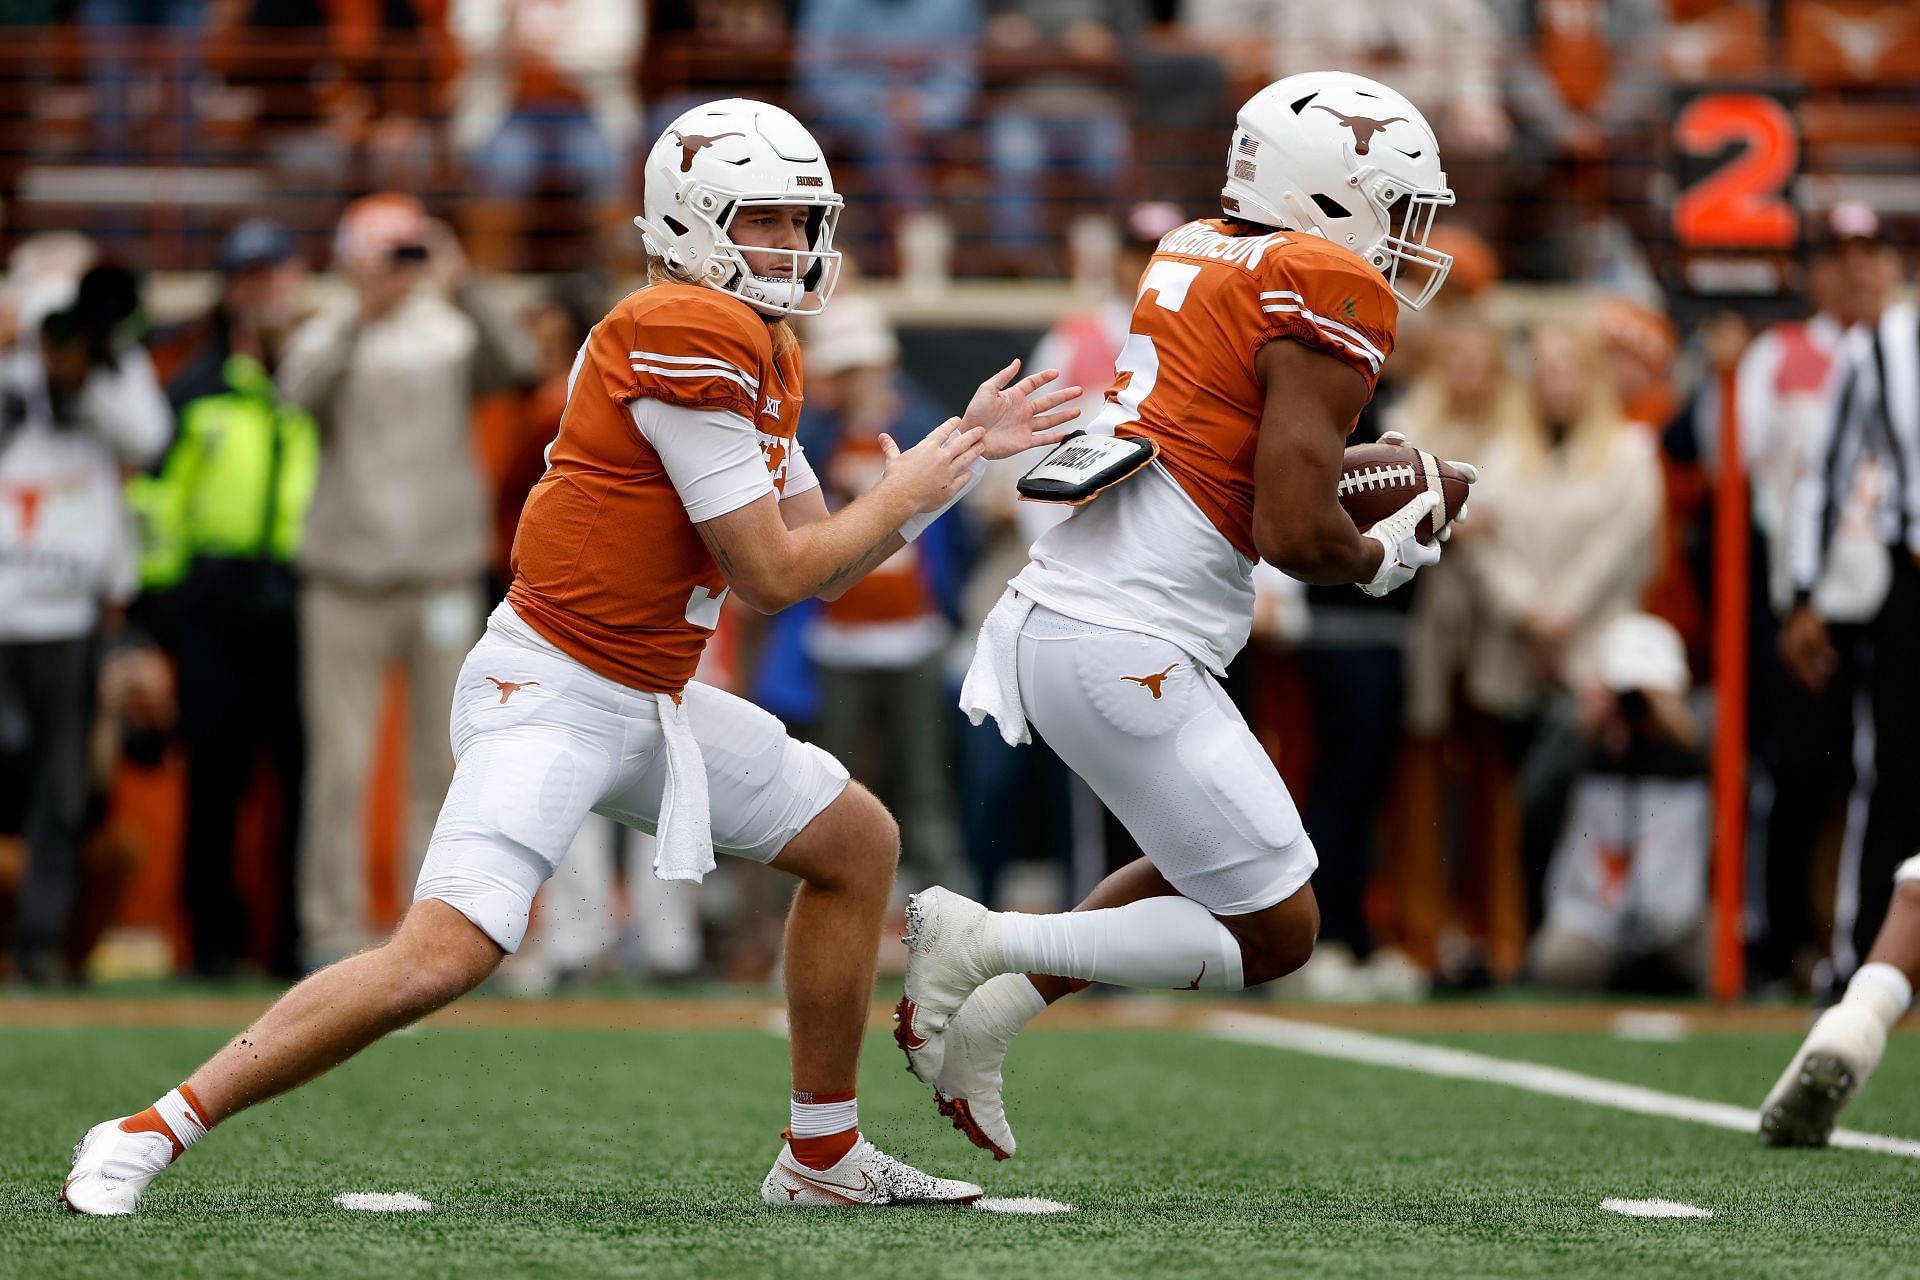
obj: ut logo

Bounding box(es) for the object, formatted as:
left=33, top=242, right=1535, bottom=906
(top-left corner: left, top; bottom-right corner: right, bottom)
left=1185, top=962, right=1207, bottom=990
left=1120, top=663, right=1179, bottom=699
left=1310, top=105, right=1408, bottom=156
left=668, top=131, right=744, bottom=172
left=485, top=676, right=539, bottom=704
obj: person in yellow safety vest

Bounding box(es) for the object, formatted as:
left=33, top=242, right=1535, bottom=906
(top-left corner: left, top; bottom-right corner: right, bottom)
left=127, top=220, right=317, bottom=979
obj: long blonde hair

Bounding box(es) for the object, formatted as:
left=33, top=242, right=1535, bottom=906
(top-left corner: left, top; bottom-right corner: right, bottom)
left=1389, top=312, right=1518, bottom=451
left=643, top=255, right=799, bottom=358
left=1499, top=322, right=1628, bottom=476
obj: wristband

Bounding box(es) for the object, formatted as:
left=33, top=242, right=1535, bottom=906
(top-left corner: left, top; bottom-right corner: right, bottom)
left=900, top=456, right=987, bottom=543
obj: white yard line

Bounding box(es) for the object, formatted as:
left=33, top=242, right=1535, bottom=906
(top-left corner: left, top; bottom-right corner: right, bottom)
left=1205, top=1012, right=1920, bottom=1160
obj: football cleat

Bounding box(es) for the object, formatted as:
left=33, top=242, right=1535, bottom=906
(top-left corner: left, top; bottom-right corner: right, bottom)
left=1759, top=1003, right=1886, bottom=1148
left=899, top=887, right=1004, bottom=1055
left=760, top=1134, right=984, bottom=1207
left=59, top=1119, right=176, bottom=1215
left=926, top=979, right=1030, bottom=1161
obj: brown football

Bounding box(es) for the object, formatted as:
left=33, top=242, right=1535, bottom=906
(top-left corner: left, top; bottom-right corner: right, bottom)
left=1338, top=443, right=1473, bottom=544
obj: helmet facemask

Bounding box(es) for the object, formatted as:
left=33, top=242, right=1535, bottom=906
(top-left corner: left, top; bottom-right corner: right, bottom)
left=1352, top=167, right=1454, bottom=311
left=708, top=197, right=844, bottom=317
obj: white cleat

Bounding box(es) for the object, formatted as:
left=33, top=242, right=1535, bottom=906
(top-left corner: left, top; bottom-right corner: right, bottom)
left=760, top=1135, right=984, bottom=1207
left=895, top=887, right=1004, bottom=1072
left=928, top=981, right=1026, bottom=1161
left=1759, top=1003, right=1887, bottom=1148
left=59, top=1119, right=176, bottom=1215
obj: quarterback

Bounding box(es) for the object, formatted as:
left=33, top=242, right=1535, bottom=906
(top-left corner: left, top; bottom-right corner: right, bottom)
left=897, top=71, right=1477, bottom=1159
left=61, top=99, right=1079, bottom=1212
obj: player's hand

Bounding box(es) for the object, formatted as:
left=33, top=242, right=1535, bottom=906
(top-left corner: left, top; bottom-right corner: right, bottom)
left=963, top=359, right=1082, bottom=461
left=1377, top=429, right=1479, bottom=540
left=881, top=417, right=987, bottom=515
left=1780, top=605, right=1837, bottom=694
left=1359, top=491, right=1442, bottom=597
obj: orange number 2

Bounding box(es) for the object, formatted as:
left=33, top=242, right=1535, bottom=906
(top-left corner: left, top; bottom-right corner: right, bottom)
left=1672, top=93, right=1798, bottom=251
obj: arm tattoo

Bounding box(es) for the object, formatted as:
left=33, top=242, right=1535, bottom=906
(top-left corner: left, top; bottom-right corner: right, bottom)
left=817, top=530, right=899, bottom=597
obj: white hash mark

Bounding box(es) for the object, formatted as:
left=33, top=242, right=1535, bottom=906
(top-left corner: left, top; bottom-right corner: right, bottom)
left=1601, top=1197, right=1714, bottom=1219
left=974, top=1196, right=1075, bottom=1215
left=333, top=1191, right=433, bottom=1212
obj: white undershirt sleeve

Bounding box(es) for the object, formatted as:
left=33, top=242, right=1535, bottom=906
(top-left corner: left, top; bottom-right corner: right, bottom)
left=630, top=398, right=776, bottom=522
left=783, top=438, right=820, bottom=499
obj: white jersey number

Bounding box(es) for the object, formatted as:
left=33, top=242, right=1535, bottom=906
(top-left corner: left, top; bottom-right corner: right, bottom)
left=1086, top=261, right=1200, bottom=436
left=685, top=584, right=728, bottom=629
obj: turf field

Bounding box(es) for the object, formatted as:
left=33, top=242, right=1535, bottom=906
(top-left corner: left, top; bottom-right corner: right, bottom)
left=5, top=1000, right=1919, bottom=1279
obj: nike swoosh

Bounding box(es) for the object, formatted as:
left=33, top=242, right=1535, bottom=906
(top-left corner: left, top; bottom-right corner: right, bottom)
left=787, top=1164, right=876, bottom=1199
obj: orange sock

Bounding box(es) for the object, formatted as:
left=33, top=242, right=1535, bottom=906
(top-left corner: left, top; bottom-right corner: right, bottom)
left=120, top=1084, right=211, bottom=1158
left=787, top=1089, right=858, bottom=1170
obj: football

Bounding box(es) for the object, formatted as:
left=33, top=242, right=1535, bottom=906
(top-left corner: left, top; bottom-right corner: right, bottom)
left=1338, top=442, right=1473, bottom=544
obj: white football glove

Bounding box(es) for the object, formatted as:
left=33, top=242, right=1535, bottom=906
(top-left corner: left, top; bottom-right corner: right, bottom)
left=1360, top=491, right=1442, bottom=597
left=1377, top=430, right=1479, bottom=541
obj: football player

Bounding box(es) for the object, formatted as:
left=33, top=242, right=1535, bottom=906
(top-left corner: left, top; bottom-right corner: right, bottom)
left=1761, top=859, right=1920, bottom=1146
left=61, top=98, right=1081, bottom=1213
left=896, top=71, right=1477, bottom=1159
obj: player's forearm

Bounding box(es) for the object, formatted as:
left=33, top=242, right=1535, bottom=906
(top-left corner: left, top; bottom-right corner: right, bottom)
left=1256, top=506, right=1381, bottom=586
left=755, top=481, right=917, bottom=610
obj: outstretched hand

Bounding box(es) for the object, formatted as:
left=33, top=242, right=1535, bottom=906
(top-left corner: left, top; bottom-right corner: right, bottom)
left=964, top=359, right=1083, bottom=461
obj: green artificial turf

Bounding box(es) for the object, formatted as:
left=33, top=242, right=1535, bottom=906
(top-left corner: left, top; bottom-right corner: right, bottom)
left=5, top=1020, right=1920, bottom=1279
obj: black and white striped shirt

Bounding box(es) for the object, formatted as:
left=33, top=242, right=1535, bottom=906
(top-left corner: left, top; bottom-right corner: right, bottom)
left=1789, top=301, right=1920, bottom=605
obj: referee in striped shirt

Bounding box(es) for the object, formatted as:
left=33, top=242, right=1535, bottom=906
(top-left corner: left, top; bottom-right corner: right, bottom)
left=1780, top=203, right=1920, bottom=990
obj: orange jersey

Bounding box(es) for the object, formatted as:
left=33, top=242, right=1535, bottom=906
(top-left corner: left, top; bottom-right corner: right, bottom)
left=821, top=433, right=939, bottom=627
left=507, top=283, right=803, bottom=694
left=1106, top=219, right=1397, bottom=559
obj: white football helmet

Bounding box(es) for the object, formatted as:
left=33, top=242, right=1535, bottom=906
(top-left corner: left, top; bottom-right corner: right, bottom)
left=1222, top=71, right=1454, bottom=310
left=635, top=98, right=844, bottom=318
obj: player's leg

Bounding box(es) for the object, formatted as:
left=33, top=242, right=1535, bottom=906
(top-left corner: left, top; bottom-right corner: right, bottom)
left=902, top=611, right=1320, bottom=1156
left=62, top=644, right=616, bottom=1214
left=1761, top=854, right=1920, bottom=1147
left=595, top=682, right=982, bottom=1206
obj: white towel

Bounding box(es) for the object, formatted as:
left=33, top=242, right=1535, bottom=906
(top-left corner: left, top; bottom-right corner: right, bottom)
left=959, top=588, right=1035, bottom=746
left=650, top=692, right=716, bottom=883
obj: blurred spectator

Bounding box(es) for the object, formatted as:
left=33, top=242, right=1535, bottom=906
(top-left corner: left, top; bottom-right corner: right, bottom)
left=1386, top=311, right=1512, bottom=978
left=1455, top=322, right=1663, bottom=980
left=227, top=0, right=442, bottom=210
left=982, top=0, right=1143, bottom=270
left=75, top=0, right=207, bottom=160
left=1780, top=204, right=1920, bottom=995
left=1492, top=0, right=1667, bottom=280
left=0, top=263, right=169, bottom=984
left=476, top=279, right=601, bottom=597
left=277, top=194, right=534, bottom=969
left=449, top=0, right=645, bottom=272
left=799, top=294, right=968, bottom=898
left=130, top=219, right=316, bottom=979
left=795, top=0, right=981, bottom=268
left=1263, top=0, right=1511, bottom=155
left=1721, top=207, right=1885, bottom=989
left=1530, top=612, right=1709, bottom=993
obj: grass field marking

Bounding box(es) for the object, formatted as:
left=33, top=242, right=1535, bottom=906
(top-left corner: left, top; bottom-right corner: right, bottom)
left=974, top=1197, right=1075, bottom=1215
left=1600, top=1198, right=1714, bottom=1219
left=331, top=1192, right=432, bottom=1212
left=1205, top=1012, right=1920, bottom=1160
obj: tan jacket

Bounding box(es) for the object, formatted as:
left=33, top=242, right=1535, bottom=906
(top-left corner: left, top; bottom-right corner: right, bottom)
left=1461, top=423, right=1662, bottom=716
left=279, top=285, right=531, bottom=588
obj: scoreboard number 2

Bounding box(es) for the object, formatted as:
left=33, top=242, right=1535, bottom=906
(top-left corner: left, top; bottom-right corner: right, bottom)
left=1671, top=91, right=1799, bottom=251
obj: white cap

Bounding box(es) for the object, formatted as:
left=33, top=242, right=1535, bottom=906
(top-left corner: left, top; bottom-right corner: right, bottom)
left=1595, top=613, right=1690, bottom=695
left=802, top=293, right=898, bottom=378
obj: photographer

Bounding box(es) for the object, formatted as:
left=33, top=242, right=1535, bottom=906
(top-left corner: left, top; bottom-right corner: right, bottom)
left=0, top=264, right=169, bottom=984
left=1528, top=613, right=1710, bottom=994
left=277, top=194, right=534, bottom=970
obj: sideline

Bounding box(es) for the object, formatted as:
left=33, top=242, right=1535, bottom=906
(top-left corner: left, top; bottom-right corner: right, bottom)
left=1205, top=1011, right=1920, bottom=1160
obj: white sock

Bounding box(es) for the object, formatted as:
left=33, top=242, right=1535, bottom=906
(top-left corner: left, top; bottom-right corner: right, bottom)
left=998, top=897, right=1245, bottom=991
left=788, top=1092, right=858, bottom=1139
left=967, top=973, right=1049, bottom=1044
left=1844, top=962, right=1913, bottom=1033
